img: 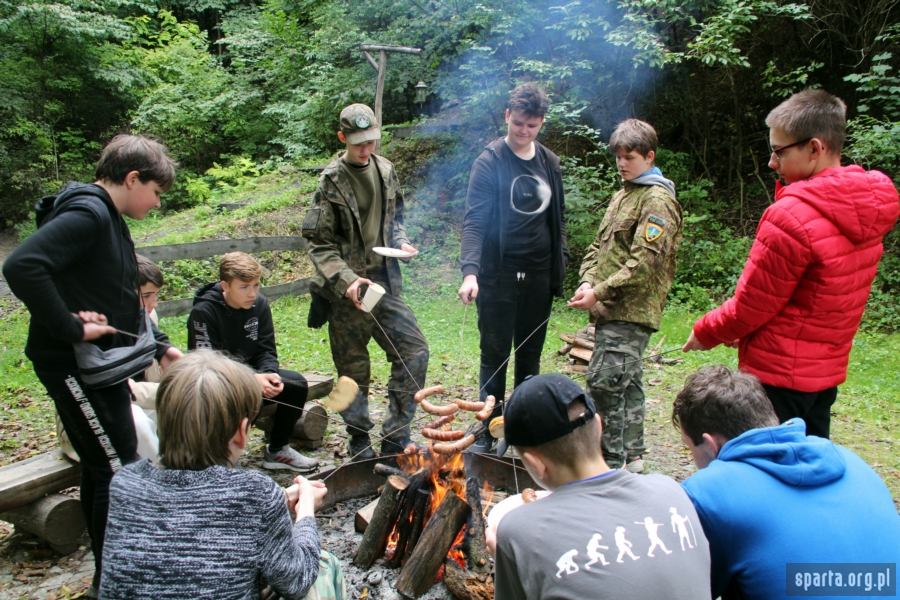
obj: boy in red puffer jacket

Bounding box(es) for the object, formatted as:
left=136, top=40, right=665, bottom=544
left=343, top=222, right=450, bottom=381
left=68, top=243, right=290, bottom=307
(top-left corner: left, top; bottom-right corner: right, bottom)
left=683, top=89, right=899, bottom=439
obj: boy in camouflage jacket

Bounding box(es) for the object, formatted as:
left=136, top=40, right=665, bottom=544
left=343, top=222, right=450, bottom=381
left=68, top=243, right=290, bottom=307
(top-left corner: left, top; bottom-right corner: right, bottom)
left=301, top=104, right=429, bottom=460
left=568, top=119, right=682, bottom=472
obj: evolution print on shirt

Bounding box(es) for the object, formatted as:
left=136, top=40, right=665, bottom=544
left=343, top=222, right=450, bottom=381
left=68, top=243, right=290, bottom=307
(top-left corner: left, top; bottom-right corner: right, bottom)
left=554, top=507, right=699, bottom=579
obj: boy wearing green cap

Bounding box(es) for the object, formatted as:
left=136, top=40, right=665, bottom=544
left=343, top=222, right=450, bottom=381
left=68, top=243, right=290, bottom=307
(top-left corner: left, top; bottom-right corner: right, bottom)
left=302, top=104, right=429, bottom=461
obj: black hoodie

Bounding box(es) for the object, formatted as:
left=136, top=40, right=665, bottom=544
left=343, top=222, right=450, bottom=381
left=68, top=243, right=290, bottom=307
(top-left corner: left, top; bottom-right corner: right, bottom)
left=187, top=281, right=279, bottom=374
left=3, top=182, right=171, bottom=367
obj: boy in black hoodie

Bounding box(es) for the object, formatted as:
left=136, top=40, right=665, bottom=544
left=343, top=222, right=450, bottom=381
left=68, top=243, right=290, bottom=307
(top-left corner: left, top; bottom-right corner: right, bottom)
left=3, top=134, right=183, bottom=597
left=187, top=252, right=318, bottom=472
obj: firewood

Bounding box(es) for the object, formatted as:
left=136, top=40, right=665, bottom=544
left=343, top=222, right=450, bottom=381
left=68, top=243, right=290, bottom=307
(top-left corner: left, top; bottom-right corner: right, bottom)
left=558, top=333, right=594, bottom=350
left=389, top=478, right=422, bottom=568
left=443, top=559, right=494, bottom=600
left=395, top=491, right=471, bottom=598
left=561, top=365, right=588, bottom=375
left=0, top=495, right=84, bottom=550
left=353, top=477, right=405, bottom=568
left=569, top=347, right=593, bottom=363
left=464, top=477, right=490, bottom=574
left=373, top=463, right=408, bottom=479
left=558, top=343, right=573, bottom=355
left=401, top=489, right=430, bottom=565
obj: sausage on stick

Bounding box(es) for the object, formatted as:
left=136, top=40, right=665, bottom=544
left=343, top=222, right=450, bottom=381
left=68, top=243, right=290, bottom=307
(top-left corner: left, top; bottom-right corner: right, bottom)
left=422, top=428, right=466, bottom=441
left=414, top=385, right=444, bottom=403
left=453, top=398, right=485, bottom=412
left=432, top=433, right=476, bottom=455
left=475, top=395, right=497, bottom=421
left=420, top=400, right=459, bottom=417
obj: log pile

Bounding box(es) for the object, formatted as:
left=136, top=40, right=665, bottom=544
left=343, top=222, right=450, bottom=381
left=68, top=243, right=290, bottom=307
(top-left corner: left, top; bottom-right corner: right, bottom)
left=557, top=327, right=684, bottom=374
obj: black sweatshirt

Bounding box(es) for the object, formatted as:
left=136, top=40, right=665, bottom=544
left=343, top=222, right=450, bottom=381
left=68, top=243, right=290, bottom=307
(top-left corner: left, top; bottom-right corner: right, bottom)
left=3, top=182, right=171, bottom=368
left=460, top=138, right=570, bottom=297
left=187, top=282, right=280, bottom=374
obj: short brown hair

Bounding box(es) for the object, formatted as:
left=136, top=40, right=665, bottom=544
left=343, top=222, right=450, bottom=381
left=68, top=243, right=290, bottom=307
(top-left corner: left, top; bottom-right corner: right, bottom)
left=219, top=252, right=261, bottom=283
left=156, top=351, right=261, bottom=470
left=515, top=398, right=600, bottom=469
left=672, top=365, right=779, bottom=445
left=136, top=254, right=164, bottom=288
left=609, top=119, right=658, bottom=158
left=95, top=134, right=177, bottom=191
left=508, top=83, right=550, bottom=119
left=765, top=89, right=847, bottom=154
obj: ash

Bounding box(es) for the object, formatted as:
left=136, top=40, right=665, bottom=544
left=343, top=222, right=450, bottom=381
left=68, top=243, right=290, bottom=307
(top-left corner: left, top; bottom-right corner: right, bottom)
left=317, top=496, right=455, bottom=600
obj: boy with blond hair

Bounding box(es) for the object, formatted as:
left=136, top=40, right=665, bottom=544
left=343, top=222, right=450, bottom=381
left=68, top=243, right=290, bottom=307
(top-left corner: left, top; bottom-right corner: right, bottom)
left=188, top=252, right=317, bottom=472
left=3, top=134, right=183, bottom=597
left=101, top=351, right=345, bottom=599
left=569, top=119, right=683, bottom=472
left=683, top=89, right=900, bottom=438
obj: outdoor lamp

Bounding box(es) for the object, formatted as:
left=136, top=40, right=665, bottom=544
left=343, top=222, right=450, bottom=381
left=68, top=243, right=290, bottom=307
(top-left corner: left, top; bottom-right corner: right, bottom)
left=415, top=81, right=428, bottom=105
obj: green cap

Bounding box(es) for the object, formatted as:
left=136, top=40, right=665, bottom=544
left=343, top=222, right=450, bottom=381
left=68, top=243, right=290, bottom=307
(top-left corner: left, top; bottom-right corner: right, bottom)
left=340, top=104, right=381, bottom=144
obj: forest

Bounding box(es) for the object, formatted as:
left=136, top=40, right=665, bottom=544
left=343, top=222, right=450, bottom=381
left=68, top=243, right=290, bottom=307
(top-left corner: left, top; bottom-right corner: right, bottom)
left=2, top=0, right=899, bottom=326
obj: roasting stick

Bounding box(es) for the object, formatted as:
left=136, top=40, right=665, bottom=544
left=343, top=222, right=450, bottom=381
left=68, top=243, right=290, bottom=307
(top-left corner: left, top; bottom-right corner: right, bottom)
left=450, top=303, right=470, bottom=393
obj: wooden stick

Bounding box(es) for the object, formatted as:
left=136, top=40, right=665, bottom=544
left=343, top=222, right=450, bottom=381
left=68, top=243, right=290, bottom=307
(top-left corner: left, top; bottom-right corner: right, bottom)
left=395, top=491, right=471, bottom=598
left=353, top=478, right=405, bottom=568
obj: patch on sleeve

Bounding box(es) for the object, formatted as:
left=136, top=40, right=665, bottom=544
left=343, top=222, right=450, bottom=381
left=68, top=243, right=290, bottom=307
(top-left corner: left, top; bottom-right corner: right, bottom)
left=302, top=208, right=321, bottom=232
left=645, top=215, right=665, bottom=242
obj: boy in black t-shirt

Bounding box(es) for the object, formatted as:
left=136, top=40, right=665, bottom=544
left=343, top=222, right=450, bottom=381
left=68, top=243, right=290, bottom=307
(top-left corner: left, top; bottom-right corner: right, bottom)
left=187, top=252, right=317, bottom=472
left=458, top=83, right=569, bottom=453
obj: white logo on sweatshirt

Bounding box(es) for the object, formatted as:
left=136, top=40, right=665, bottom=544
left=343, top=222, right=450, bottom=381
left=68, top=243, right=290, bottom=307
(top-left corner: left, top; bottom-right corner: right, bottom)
left=244, top=317, right=259, bottom=341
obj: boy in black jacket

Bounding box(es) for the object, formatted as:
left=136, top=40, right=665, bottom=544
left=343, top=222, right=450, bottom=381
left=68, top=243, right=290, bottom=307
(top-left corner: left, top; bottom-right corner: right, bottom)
left=187, top=252, right=317, bottom=472
left=3, top=134, right=183, bottom=597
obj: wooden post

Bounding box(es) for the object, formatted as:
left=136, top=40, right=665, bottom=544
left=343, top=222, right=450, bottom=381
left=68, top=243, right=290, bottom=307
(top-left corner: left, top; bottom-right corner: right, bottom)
left=353, top=477, right=406, bottom=569
left=395, top=491, right=471, bottom=599
left=358, top=44, right=422, bottom=155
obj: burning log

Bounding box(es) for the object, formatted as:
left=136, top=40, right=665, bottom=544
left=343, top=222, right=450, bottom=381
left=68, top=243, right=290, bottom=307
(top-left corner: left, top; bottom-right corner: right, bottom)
left=395, top=490, right=471, bottom=599
left=401, top=488, right=430, bottom=565
left=389, top=476, right=423, bottom=568
left=464, top=477, right=490, bottom=574
left=443, top=559, right=494, bottom=600
left=353, top=476, right=406, bottom=569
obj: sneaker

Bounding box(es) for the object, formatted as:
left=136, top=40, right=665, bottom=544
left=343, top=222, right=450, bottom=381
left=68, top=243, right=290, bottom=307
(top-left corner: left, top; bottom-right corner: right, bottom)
left=469, top=434, right=496, bottom=454
left=625, top=458, right=645, bottom=473
left=349, top=435, right=376, bottom=461
left=380, top=437, right=409, bottom=457
left=263, top=445, right=318, bottom=472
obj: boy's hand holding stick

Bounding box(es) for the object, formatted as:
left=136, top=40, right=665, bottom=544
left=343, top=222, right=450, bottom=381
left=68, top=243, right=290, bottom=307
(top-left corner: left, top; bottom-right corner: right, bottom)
left=256, top=373, right=284, bottom=398
left=77, top=311, right=117, bottom=341
left=285, top=476, right=328, bottom=522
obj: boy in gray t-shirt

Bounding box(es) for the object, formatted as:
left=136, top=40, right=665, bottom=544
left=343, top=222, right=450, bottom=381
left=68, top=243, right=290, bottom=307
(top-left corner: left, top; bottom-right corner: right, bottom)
left=489, top=374, right=710, bottom=600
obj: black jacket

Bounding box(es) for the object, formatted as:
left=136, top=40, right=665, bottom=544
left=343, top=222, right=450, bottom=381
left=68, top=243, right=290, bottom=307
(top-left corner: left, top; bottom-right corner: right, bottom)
left=3, top=182, right=171, bottom=367
left=460, top=138, right=569, bottom=296
left=187, top=282, right=279, bottom=374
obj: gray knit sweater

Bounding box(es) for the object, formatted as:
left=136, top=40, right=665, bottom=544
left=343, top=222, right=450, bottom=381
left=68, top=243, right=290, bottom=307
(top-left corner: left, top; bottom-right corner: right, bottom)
left=99, top=460, right=321, bottom=600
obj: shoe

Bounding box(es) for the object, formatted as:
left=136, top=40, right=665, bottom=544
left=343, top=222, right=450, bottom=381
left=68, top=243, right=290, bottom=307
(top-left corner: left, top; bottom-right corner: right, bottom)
left=86, top=585, right=99, bottom=599
left=469, top=434, right=496, bottom=454
left=349, top=435, right=376, bottom=461
left=263, top=445, right=318, bottom=472
left=381, top=437, right=410, bottom=456
left=625, top=458, right=645, bottom=473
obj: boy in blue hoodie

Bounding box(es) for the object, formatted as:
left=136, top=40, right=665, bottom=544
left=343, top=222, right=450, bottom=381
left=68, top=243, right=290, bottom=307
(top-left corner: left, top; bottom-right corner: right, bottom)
left=673, top=365, right=900, bottom=600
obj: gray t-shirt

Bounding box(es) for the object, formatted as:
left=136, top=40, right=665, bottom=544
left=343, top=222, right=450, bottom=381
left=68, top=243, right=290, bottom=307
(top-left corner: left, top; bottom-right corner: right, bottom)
left=494, top=470, right=710, bottom=600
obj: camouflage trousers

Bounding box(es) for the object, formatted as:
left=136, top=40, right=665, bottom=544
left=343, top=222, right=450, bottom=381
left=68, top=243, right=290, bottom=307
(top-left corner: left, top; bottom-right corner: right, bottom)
left=585, top=321, right=652, bottom=468
left=301, top=550, right=346, bottom=600
left=327, top=282, right=429, bottom=443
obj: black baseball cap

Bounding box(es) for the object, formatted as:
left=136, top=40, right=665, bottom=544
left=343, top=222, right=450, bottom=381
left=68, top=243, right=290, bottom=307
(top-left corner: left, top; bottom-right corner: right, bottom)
left=496, top=374, right=596, bottom=457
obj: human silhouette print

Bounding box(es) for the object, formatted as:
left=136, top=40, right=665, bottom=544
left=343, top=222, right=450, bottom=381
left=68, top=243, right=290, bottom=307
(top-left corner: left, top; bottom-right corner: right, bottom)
left=615, top=526, right=640, bottom=563
left=556, top=549, right=580, bottom=578
left=635, top=516, right=672, bottom=557
left=669, top=507, right=696, bottom=551
left=584, top=533, right=610, bottom=569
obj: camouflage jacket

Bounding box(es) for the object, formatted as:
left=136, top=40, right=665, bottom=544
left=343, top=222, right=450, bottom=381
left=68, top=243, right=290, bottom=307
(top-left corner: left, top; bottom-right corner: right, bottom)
left=579, top=182, right=683, bottom=331
left=301, top=154, right=410, bottom=302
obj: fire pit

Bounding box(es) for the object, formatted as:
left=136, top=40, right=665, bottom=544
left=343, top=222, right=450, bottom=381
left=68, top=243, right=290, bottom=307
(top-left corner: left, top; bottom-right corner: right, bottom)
left=309, top=451, right=537, bottom=599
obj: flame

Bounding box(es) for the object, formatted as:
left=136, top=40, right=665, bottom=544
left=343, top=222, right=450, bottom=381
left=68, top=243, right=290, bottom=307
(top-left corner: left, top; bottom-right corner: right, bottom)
left=481, top=481, right=495, bottom=519
left=384, top=528, right=400, bottom=560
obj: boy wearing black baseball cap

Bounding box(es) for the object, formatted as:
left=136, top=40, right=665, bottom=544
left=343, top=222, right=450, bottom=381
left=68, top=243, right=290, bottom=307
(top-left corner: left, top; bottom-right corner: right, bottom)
left=489, top=374, right=710, bottom=600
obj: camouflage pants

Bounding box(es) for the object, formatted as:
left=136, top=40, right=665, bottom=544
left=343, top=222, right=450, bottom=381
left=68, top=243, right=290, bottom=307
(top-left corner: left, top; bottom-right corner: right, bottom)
left=327, top=282, right=429, bottom=443
left=585, top=321, right=652, bottom=468
left=301, top=550, right=346, bottom=600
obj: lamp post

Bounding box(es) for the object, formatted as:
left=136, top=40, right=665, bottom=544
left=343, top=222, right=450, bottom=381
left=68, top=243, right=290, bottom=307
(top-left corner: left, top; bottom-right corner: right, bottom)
left=415, top=81, right=428, bottom=111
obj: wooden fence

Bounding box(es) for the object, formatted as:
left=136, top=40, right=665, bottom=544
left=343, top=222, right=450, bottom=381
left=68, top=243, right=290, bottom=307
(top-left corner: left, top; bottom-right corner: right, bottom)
left=135, top=236, right=311, bottom=318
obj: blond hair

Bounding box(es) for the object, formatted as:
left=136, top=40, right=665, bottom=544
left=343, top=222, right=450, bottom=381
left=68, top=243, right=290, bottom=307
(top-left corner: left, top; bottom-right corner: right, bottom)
left=219, top=252, right=262, bottom=283
left=766, top=89, right=846, bottom=154
left=156, top=351, right=261, bottom=470
left=609, top=119, right=658, bottom=158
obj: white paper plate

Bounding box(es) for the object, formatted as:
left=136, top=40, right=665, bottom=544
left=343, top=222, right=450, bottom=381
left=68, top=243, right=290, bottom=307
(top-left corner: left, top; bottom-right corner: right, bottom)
left=486, top=490, right=551, bottom=529
left=372, top=246, right=416, bottom=258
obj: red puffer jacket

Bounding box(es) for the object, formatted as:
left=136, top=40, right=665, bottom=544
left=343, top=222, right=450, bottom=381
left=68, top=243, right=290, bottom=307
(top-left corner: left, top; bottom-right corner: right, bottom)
left=694, top=166, right=899, bottom=391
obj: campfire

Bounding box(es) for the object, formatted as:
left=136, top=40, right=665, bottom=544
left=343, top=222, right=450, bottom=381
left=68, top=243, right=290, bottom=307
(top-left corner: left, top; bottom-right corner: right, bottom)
left=351, top=387, right=501, bottom=599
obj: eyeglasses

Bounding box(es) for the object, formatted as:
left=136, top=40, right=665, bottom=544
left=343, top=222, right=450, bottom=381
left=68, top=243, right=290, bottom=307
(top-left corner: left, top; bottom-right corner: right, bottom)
left=768, top=138, right=811, bottom=160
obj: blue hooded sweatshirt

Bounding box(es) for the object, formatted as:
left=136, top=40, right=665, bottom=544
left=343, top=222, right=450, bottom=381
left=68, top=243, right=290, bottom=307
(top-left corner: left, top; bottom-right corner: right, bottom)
left=682, top=419, right=900, bottom=600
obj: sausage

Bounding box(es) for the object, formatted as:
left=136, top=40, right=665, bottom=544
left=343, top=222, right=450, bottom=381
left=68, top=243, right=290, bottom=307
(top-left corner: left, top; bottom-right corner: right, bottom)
left=414, top=385, right=444, bottom=403
left=522, top=488, right=538, bottom=503
left=475, top=395, right=497, bottom=421
left=420, top=399, right=459, bottom=417
left=423, top=414, right=455, bottom=430
left=453, top=398, right=485, bottom=412
left=422, top=428, right=466, bottom=441
left=432, top=433, right=476, bottom=455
